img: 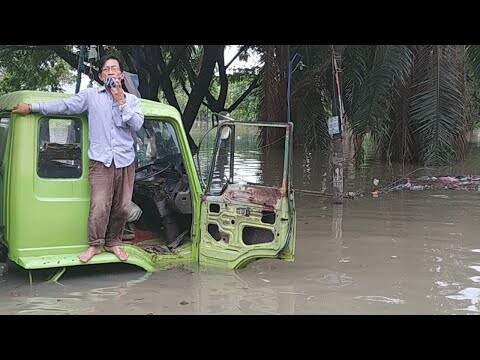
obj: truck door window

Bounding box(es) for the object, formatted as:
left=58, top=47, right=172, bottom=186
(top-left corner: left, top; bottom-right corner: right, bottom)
left=0, top=115, right=10, bottom=166
left=209, top=126, right=232, bottom=193
left=206, top=124, right=285, bottom=195
left=37, top=117, right=82, bottom=179
left=135, top=120, right=180, bottom=168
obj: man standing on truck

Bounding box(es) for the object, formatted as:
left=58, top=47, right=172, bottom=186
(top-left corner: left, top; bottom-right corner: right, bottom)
left=12, top=54, right=144, bottom=263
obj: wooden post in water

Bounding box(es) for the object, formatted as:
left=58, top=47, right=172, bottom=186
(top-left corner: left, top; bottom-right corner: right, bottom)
left=331, top=45, right=345, bottom=204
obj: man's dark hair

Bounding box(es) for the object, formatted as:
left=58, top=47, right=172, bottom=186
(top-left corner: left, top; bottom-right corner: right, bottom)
left=99, top=54, right=124, bottom=72
left=98, top=54, right=129, bottom=92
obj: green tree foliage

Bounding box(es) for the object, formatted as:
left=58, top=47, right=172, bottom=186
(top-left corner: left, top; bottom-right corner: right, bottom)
left=0, top=45, right=261, bottom=150
left=210, top=68, right=259, bottom=121
left=0, top=47, right=75, bottom=94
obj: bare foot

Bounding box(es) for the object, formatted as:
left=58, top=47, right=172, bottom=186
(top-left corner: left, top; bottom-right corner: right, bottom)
left=78, top=246, right=101, bottom=263
left=104, top=246, right=129, bottom=261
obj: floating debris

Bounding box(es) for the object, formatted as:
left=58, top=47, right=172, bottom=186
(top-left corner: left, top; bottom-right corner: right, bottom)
left=379, top=174, right=480, bottom=194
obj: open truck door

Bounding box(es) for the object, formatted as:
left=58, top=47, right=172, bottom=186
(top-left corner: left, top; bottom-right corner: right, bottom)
left=197, top=121, right=296, bottom=269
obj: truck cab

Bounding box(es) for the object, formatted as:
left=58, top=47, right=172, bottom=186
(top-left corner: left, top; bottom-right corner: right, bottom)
left=0, top=91, right=296, bottom=273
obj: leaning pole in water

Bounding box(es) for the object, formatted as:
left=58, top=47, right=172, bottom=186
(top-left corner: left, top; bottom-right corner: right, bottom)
left=330, top=45, right=345, bottom=205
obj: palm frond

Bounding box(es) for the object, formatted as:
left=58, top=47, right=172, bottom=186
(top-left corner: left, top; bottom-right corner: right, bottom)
left=302, top=100, right=330, bottom=150
left=348, top=45, right=414, bottom=140
left=466, top=45, right=480, bottom=84
left=410, top=45, right=467, bottom=165
left=283, top=46, right=332, bottom=150
left=342, top=45, right=370, bottom=115
left=388, top=79, right=418, bottom=165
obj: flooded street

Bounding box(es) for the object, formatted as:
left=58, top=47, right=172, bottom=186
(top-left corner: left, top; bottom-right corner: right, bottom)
left=2, top=130, right=480, bottom=315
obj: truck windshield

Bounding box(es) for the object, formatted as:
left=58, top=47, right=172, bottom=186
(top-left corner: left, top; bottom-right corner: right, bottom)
left=134, top=120, right=180, bottom=168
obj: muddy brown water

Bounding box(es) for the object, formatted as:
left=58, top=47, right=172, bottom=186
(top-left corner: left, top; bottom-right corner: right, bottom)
left=2, top=129, right=480, bottom=315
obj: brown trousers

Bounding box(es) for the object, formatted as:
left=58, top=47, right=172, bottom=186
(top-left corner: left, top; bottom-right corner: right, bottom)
left=88, top=159, right=135, bottom=247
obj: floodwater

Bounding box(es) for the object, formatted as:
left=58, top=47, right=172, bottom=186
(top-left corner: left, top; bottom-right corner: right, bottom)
left=2, top=128, right=480, bottom=315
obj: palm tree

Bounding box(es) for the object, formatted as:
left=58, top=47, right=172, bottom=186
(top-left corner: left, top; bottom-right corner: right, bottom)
left=257, top=45, right=289, bottom=147
left=260, top=44, right=478, bottom=167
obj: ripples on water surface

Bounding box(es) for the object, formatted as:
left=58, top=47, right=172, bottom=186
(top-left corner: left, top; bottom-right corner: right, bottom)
left=2, top=127, right=480, bottom=314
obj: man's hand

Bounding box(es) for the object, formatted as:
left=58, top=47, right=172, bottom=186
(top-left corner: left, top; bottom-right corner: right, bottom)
left=109, top=78, right=127, bottom=106
left=12, top=102, right=32, bottom=115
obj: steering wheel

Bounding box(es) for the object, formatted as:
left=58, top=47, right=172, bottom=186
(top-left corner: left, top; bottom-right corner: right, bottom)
left=135, top=161, right=172, bottom=181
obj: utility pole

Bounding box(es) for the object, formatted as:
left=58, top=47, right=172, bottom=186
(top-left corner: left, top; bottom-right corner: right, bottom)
left=330, top=45, right=345, bottom=204
left=287, top=53, right=305, bottom=123
left=75, top=45, right=86, bottom=94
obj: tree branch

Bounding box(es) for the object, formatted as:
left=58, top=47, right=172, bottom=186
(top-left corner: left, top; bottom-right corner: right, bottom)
left=49, top=46, right=78, bottom=69
left=118, top=45, right=136, bottom=72
left=217, top=46, right=228, bottom=109
left=226, top=45, right=249, bottom=69
left=155, top=46, right=181, bottom=109
left=205, top=91, right=216, bottom=108
left=50, top=45, right=100, bottom=83
left=227, top=77, right=260, bottom=113
left=166, top=45, right=188, bottom=73
left=183, top=45, right=220, bottom=134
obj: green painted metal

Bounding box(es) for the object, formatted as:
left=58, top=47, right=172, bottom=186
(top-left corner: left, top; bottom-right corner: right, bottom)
left=198, top=122, right=297, bottom=269
left=0, top=113, right=12, bottom=247
left=0, top=90, right=296, bottom=273
left=0, top=91, right=201, bottom=272
left=12, top=242, right=193, bottom=272
left=46, top=267, right=66, bottom=283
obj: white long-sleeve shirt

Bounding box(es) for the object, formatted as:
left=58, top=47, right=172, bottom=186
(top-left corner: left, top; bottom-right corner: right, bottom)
left=32, top=86, right=144, bottom=168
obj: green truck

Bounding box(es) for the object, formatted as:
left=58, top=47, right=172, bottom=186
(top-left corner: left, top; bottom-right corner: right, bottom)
left=0, top=90, right=296, bottom=274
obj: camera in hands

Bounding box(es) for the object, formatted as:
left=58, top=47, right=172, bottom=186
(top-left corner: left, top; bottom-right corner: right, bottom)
left=104, top=77, right=116, bottom=88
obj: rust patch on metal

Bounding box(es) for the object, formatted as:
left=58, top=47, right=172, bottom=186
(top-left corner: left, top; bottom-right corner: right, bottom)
left=224, top=185, right=283, bottom=209
left=220, top=232, right=230, bottom=243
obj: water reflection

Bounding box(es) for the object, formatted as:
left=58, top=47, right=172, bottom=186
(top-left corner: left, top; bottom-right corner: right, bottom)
left=191, top=267, right=299, bottom=314
left=17, top=297, right=94, bottom=315
left=0, top=266, right=152, bottom=315
left=2, top=127, right=480, bottom=314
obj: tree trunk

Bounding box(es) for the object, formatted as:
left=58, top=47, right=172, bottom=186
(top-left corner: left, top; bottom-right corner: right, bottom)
left=259, top=45, right=289, bottom=147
